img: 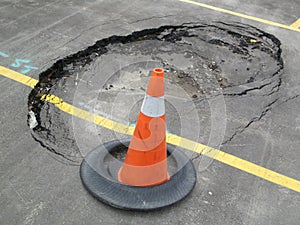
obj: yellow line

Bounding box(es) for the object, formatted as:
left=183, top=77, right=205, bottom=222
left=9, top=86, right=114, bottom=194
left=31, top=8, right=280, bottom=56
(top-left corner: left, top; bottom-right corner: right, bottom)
left=0, top=66, right=38, bottom=88
left=179, top=0, right=300, bottom=32
left=41, top=94, right=135, bottom=135
left=1, top=65, right=300, bottom=193
left=290, top=18, right=300, bottom=29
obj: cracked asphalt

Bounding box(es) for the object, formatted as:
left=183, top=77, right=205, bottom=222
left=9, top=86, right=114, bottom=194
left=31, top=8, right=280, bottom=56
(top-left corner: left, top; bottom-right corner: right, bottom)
left=1, top=0, right=300, bottom=224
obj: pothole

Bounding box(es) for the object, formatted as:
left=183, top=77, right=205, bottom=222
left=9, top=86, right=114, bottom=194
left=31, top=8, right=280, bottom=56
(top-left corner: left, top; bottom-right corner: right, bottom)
left=28, top=22, right=283, bottom=165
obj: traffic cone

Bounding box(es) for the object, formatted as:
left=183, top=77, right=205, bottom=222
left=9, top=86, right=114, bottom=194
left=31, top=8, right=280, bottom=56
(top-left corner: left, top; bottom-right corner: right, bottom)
left=118, top=68, right=170, bottom=186
left=81, top=67, right=196, bottom=209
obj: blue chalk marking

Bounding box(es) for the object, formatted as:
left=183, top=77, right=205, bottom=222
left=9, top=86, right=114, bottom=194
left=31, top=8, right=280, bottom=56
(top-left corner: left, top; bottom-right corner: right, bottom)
left=0, top=51, right=9, bottom=58
left=20, top=65, right=38, bottom=74
left=1, top=51, right=38, bottom=74
left=11, top=58, right=31, bottom=68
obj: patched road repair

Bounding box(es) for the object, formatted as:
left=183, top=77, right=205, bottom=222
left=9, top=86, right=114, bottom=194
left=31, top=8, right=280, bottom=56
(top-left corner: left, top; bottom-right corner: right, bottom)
left=1, top=0, right=300, bottom=224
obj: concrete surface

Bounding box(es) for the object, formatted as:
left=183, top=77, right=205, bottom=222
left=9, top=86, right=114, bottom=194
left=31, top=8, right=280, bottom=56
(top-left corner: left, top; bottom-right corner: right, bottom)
left=0, top=0, right=300, bottom=224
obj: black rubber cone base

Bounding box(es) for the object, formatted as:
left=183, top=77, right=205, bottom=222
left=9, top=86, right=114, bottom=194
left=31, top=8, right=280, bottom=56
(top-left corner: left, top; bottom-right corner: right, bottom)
left=80, top=140, right=197, bottom=211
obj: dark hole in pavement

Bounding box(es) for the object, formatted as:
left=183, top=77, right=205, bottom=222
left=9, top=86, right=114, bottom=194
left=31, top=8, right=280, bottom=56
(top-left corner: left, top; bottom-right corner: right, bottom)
left=27, top=22, right=283, bottom=165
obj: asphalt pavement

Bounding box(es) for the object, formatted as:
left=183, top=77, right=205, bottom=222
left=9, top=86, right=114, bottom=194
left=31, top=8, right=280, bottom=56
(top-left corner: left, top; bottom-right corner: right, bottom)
left=0, top=0, right=300, bottom=224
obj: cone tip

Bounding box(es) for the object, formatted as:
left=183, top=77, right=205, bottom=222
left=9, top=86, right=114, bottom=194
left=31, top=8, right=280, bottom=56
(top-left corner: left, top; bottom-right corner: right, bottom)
left=152, top=68, right=164, bottom=77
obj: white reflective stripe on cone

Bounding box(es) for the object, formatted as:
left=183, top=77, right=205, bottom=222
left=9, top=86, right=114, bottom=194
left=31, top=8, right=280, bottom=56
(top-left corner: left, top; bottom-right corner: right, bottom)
left=141, top=94, right=165, bottom=117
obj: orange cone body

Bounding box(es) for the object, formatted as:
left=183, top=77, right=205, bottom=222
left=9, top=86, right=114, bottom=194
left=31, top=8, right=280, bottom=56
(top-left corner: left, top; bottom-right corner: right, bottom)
left=118, top=68, right=169, bottom=186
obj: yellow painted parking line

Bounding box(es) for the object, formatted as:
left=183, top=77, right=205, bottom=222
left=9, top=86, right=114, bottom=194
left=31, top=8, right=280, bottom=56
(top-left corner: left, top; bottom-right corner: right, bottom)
left=290, top=18, right=300, bottom=29
left=41, top=93, right=135, bottom=135
left=179, top=0, right=300, bottom=33
left=1, top=65, right=300, bottom=193
left=0, top=66, right=38, bottom=88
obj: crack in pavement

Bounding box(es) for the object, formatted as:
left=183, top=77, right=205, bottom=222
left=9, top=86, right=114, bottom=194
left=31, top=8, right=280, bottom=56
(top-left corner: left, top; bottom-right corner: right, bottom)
left=222, top=98, right=280, bottom=145
left=224, top=80, right=274, bottom=96
left=127, top=14, right=177, bottom=24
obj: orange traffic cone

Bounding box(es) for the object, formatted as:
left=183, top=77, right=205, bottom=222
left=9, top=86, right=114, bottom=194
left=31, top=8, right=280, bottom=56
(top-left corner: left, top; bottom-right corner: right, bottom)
left=118, top=68, right=170, bottom=186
